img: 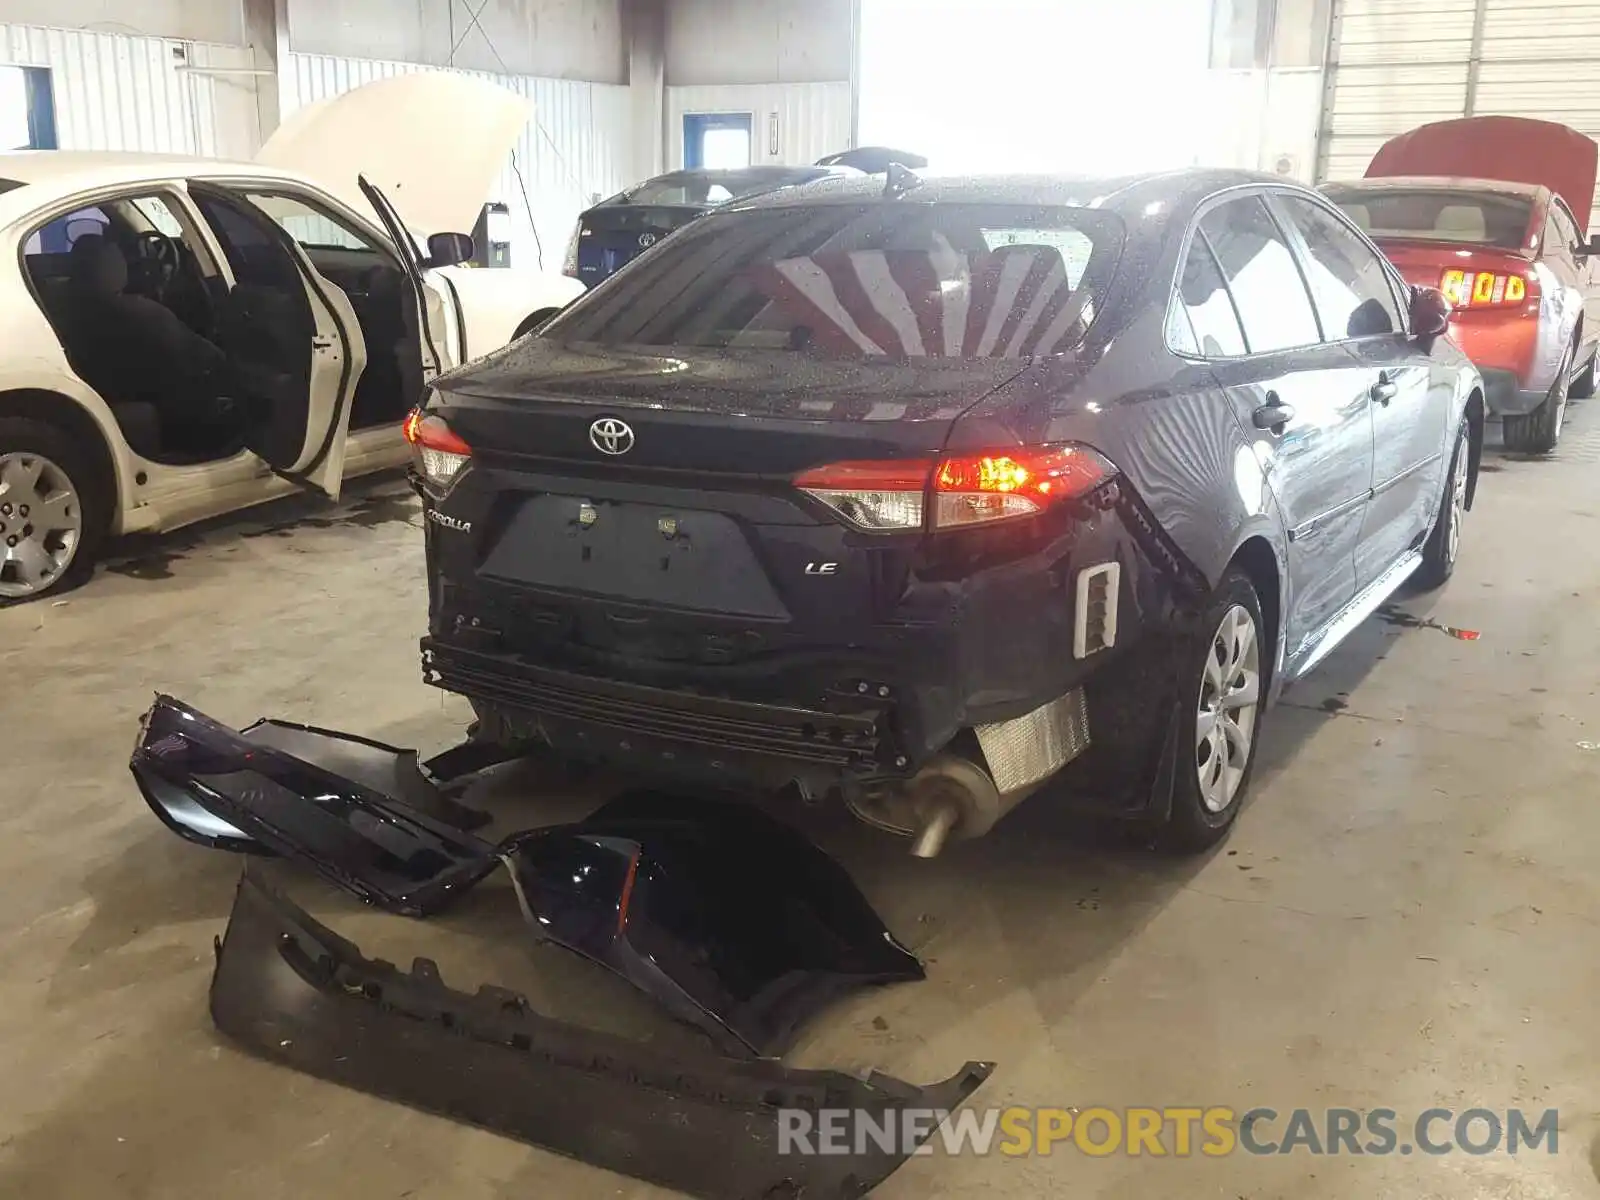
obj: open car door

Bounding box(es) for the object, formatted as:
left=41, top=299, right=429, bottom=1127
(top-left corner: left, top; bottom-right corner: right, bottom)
left=189, top=185, right=369, bottom=500
left=357, top=174, right=451, bottom=394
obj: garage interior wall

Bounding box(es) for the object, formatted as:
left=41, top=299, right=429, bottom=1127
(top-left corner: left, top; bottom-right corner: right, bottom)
left=0, top=23, right=261, bottom=159
left=1319, top=0, right=1600, bottom=230
left=664, top=0, right=853, bottom=169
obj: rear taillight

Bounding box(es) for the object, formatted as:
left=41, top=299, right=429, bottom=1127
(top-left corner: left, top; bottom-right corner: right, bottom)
left=403, top=408, right=471, bottom=491
left=1439, top=268, right=1531, bottom=309
left=562, top=223, right=582, bottom=278
left=795, top=444, right=1115, bottom=532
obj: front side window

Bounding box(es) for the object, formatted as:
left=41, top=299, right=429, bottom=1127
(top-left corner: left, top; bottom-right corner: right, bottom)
left=1199, top=195, right=1320, bottom=353
left=1278, top=195, right=1400, bottom=339
left=1547, top=200, right=1581, bottom=255
left=549, top=203, right=1124, bottom=360
left=244, top=192, right=377, bottom=253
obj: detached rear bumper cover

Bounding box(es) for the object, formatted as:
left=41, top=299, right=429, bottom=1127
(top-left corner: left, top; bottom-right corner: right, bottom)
left=133, top=694, right=923, bottom=1057
left=215, top=869, right=992, bottom=1200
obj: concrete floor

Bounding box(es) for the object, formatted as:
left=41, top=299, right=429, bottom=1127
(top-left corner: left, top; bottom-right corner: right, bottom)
left=4, top=414, right=1600, bottom=1200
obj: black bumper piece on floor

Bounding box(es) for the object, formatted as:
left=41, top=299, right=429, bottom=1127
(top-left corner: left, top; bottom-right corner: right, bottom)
left=214, top=869, right=993, bottom=1200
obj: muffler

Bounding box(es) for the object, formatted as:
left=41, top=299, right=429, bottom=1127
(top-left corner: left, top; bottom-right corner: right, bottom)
left=851, top=687, right=1091, bottom=858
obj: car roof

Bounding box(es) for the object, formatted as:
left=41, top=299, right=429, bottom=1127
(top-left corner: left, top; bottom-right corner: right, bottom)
left=0, top=150, right=312, bottom=224
left=720, top=167, right=1294, bottom=219
left=1324, top=175, right=1546, bottom=200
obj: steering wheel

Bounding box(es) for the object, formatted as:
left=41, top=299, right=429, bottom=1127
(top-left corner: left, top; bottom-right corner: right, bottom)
left=135, top=230, right=181, bottom=294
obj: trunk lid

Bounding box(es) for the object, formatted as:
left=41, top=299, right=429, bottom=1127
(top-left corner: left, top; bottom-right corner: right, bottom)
left=431, top=344, right=1032, bottom=648
left=440, top=341, right=1028, bottom=473
left=573, top=205, right=707, bottom=287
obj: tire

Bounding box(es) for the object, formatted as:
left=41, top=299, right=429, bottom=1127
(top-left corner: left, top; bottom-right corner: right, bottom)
left=1415, top=418, right=1470, bottom=590
left=512, top=308, right=562, bottom=341
left=1159, top=568, right=1267, bottom=853
left=1571, top=346, right=1596, bottom=400
left=1503, top=343, right=1572, bottom=454
left=0, top=416, right=109, bottom=604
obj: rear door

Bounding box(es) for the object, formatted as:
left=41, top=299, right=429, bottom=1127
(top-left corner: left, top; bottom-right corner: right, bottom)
left=1272, top=190, right=1447, bottom=589
left=1185, top=192, right=1374, bottom=662
left=190, top=183, right=366, bottom=499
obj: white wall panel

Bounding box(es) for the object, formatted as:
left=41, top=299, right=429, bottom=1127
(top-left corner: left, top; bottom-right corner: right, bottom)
left=286, top=0, right=626, bottom=82
left=1195, top=67, right=1324, bottom=181
left=0, top=24, right=260, bottom=158
left=0, top=0, right=245, bottom=45
left=285, top=52, right=633, bottom=268
left=665, top=0, right=852, bottom=85
left=665, top=82, right=851, bottom=168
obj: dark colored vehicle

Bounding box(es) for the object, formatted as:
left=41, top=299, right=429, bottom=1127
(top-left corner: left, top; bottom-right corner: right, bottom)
left=561, top=148, right=927, bottom=289
left=408, top=169, right=1484, bottom=856
left=1324, top=116, right=1600, bottom=453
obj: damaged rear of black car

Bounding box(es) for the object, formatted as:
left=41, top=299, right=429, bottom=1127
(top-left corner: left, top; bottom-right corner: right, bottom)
left=409, top=170, right=1482, bottom=855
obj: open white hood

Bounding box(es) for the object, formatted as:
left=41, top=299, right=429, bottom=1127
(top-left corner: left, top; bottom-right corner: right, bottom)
left=257, top=72, right=531, bottom=236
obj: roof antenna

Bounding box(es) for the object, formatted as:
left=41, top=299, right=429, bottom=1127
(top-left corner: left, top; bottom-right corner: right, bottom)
left=883, top=161, right=922, bottom=198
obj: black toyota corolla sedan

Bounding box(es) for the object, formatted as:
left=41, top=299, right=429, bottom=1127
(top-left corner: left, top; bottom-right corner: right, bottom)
left=405, top=168, right=1484, bottom=855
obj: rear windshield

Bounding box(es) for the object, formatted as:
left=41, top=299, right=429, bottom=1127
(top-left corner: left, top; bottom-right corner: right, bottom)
left=1324, top=187, right=1532, bottom=251
left=548, top=203, right=1123, bottom=359
left=604, top=170, right=825, bottom=208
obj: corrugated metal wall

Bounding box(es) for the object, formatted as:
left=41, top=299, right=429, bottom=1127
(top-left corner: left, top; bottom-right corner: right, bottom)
left=284, top=52, right=633, bottom=270
left=1319, top=0, right=1600, bottom=228
left=665, top=82, right=851, bottom=169
left=0, top=23, right=260, bottom=158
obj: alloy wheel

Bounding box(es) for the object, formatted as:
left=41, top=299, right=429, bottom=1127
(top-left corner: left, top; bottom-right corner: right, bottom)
left=1445, top=435, right=1468, bottom=566
left=1196, top=603, right=1261, bottom=814
left=0, top=452, right=83, bottom=599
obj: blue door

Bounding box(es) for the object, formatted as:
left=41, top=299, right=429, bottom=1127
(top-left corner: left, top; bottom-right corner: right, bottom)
left=683, top=112, right=754, bottom=170
left=0, top=66, right=56, bottom=150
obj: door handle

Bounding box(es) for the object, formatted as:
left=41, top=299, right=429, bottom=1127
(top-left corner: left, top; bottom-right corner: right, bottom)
left=1253, top=395, right=1295, bottom=432
left=311, top=336, right=335, bottom=351
left=1371, top=372, right=1398, bottom=404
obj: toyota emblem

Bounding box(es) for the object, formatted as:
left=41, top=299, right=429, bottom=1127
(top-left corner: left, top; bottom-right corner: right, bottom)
left=589, top=417, right=635, bottom=456
left=638, top=232, right=659, bottom=248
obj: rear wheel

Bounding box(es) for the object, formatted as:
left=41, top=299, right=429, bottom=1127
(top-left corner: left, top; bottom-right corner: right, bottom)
left=1160, top=569, right=1265, bottom=852
left=1503, top=344, right=1572, bottom=454
left=0, top=417, right=107, bottom=603
left=1416, top=418, right=1469, bottom=589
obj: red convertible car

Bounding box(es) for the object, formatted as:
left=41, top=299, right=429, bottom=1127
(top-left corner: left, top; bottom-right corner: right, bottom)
left=1324, top=116, right=1600, bottom=452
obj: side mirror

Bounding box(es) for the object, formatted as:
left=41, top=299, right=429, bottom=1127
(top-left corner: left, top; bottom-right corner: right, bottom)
left=1581, top=235, right=1600, bottom=258
left=425, top=231, right=474, bottom=268
left=1409, top=285, right=1451, bottom=338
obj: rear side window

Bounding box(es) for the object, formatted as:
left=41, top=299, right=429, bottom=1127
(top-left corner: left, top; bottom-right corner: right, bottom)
left=23, top=205, right=108, bottom=255
left=1200, top=196, right=1320, bottom=353
left=549, top=203, right=1124, bottom=359
left=1172, top=235, right=1246, bottom=357
left=1277, top=195, right=1401, bottom=339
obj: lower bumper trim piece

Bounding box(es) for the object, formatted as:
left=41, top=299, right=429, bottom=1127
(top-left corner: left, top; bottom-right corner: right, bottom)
left=213, top=868, right=993, bottom=1200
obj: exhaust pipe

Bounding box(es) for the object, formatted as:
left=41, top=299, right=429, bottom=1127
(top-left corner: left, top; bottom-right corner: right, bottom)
left=848, top=687, right=1092, bottom=857
left=849, top=753, right=1007, bottom=859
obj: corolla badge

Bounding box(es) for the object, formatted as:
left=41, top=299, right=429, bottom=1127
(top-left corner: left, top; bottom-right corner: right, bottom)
left=425, top=508, right=472, bottom=533
left=590, top=417, right=635, bottom=456
left=639, top=232, right=659, bottom=248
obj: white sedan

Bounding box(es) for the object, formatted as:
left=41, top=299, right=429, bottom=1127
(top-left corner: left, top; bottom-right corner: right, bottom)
left=0, top=72, right=583, bottom=601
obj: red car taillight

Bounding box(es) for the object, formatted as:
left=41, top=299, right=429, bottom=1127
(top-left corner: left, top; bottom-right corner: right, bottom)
left=1439, top=268, right=1532, bottom=309
left=795, top=443, right=1115, bottom=532
left=403, top=408, right=471, bottom=491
